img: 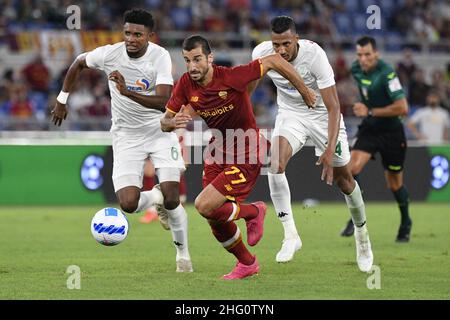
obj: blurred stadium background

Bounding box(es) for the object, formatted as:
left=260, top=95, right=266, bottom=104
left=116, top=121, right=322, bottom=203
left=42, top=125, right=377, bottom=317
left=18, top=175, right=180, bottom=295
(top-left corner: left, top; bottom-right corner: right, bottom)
left=0, top=0, right=450, bottom=301
left=0, top=0, right=449, bottom=132
left=0, top=0, right=449, bottom=204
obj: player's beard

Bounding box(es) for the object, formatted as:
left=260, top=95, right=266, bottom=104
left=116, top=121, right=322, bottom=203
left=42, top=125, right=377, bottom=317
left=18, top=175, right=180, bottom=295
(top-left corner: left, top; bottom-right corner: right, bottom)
left=190, top=68, right=209, bottom=84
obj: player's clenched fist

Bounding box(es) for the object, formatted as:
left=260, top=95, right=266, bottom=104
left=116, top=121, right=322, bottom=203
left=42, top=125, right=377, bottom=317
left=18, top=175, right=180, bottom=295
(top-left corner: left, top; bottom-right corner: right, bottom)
left=109, top=70, right=128, bottom=96
left=174, top=106, right=192, bottom=129
left=302, top=87, right=317, bottom=109
left=161, top=105, right=192, bottom=132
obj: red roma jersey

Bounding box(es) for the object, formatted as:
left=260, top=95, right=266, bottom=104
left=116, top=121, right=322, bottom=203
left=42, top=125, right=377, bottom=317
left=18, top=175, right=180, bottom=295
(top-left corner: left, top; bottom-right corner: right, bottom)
left=167, top=59, right=264, bottom=164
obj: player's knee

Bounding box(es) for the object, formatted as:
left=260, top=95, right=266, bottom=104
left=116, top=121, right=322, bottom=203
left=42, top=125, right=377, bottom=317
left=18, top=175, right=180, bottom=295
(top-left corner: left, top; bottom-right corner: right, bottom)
left=119, top=200, right=138, bottom=214
left=160, top=183, right=181, bottom=210
left=194, top=197, right=211, bottom=218
left=336, top=175, right=353, bottom=194
left=164, top=198, right=180, bottom=210
left=387, top=180, right=402, bottom=191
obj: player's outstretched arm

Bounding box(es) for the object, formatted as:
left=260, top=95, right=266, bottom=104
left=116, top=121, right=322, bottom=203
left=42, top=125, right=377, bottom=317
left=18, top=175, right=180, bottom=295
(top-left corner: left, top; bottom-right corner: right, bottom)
left=259, top=53, right=317, bottom=108
left=51, top=53, right=89, bottom=126
left=108, top=70, right=171, bottom=112
left=160, top=106, right=192, bottom=132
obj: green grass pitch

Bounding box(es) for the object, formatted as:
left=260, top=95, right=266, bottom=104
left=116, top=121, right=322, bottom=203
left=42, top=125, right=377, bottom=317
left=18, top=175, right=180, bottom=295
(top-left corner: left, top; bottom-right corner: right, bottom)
left=0, top=203, right=449, bottom=299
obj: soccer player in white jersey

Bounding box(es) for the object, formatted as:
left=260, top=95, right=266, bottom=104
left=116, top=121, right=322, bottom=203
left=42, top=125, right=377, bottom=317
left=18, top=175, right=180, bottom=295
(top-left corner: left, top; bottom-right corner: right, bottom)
left=51, top=9, right=192, bottom=272
left=251, top=16, right=373, bottom=272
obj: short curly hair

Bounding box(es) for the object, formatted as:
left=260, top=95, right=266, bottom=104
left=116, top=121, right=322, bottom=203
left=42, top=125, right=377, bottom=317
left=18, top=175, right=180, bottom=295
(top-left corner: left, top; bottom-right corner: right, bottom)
left=123, top=8, right=154, bottom=30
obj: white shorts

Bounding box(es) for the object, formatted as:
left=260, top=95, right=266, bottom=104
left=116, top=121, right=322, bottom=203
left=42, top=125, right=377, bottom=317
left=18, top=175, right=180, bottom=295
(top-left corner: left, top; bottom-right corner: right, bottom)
left=111, top=125, right=185, bottom=192
left=272, top=112, right=350, bottom=167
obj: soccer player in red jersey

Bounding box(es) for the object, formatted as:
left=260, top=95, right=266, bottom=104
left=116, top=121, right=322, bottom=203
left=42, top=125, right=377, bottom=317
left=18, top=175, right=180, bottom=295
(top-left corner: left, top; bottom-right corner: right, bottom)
left=161, top=35, right=316, bottom=279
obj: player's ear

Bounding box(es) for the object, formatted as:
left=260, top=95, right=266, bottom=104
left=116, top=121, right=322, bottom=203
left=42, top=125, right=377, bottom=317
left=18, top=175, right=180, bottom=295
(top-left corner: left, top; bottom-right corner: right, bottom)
left=207, top=53, right=214, bottom=65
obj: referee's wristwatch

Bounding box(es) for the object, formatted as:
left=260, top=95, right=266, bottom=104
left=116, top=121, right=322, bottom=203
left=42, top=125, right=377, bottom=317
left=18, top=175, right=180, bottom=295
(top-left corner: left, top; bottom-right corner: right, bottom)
left=368, top=109, right=373, bottom=117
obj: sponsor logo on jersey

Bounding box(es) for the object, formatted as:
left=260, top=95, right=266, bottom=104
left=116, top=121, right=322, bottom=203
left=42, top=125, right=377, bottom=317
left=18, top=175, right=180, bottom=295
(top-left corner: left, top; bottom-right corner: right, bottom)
left=127, top=79, right=151, bottom=92
left=388, top=77, right=402, bottom=92
left=282, top=82, right=297, bottom=91
left=196, top=103, right=235, bottom=118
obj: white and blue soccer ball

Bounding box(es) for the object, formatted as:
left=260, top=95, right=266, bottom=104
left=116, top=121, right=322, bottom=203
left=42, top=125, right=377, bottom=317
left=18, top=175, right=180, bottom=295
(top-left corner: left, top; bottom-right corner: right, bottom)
left=91, top=207, right=129, bottom=246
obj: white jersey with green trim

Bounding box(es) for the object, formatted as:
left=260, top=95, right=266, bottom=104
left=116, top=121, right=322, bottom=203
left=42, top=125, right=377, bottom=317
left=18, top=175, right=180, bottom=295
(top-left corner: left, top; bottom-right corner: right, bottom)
left=85, top=41, right=173, bottom=130
left=252, top=39, right=335, bottom=118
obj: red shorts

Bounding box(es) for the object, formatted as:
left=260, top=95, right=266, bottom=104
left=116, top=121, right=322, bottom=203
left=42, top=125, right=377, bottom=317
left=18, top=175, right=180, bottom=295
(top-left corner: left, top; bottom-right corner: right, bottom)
left=203, top=163, right=262, bottom=203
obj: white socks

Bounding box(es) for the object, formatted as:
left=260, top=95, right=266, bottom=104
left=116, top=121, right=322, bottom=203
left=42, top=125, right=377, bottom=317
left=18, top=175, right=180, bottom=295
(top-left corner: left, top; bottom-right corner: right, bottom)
left=344, top=182, right=366, bottom=228
left=268, top=172, right=299, bottom=239
left=135, top=188, right=163, bottom=212
left=167, top=204, right=190, bottom=260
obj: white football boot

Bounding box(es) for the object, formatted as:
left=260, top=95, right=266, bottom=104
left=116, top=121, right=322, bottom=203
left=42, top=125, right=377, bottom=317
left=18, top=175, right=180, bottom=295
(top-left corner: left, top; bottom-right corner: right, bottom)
left=354, top=224, right=374, bottom=272
left=276, top=235, right=302, bottom=263
left=176, top=258, right=193, bottom=273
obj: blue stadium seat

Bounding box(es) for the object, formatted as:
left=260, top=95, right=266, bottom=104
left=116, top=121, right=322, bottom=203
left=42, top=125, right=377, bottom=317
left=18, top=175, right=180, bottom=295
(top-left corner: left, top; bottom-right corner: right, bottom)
left=253, top=0, right=272, bottom=11
left=352, top=13, right=369, bottom=34
left=334, top=13, right=352, bottom=35
left=378, top=0, right=397, bottom=13
left=271, top=9, right=292, bottom=18
left=344, top=0, right=361, bottom=12
left=170, top=8, right=192, bottom=30
left=145, top=0, right=162, bottom=9
left=361, top=0, right=379, bottom=12
left=384, top=32, right=404, bottom=52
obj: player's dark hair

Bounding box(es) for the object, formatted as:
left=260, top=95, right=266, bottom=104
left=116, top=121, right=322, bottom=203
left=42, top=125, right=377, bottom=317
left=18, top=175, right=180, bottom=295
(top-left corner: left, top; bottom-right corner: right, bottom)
left=356, top=36, right=377, bottom=50
left=123, top=8, right=154, bottom=30
left=271, top=16, right=297, bottom=34
left=182, top=35, right=212, bottom=55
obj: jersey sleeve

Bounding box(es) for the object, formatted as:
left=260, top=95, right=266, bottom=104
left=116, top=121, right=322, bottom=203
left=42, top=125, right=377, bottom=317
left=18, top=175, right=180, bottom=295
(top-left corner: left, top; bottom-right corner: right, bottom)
left=154, top=49, right=174, bottom=86
left=85, top=45, right=109, bottom=71
left=166, top=74, right=189, bottom=114
left=310, top=45, right=335, bottom=89
left=224, top=59, right=263, bottom=91
left=384, top=68, right=405, bottom=101
left=251, top=43, right=266, bottom=60
left=251, top=47, right=260, bottom=60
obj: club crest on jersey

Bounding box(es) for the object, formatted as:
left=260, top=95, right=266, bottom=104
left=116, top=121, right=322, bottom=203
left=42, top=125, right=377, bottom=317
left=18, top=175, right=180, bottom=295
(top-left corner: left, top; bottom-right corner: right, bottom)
left=127, top=79, right=151, bottom=92
left=218, top=91, right=228, bottom=99
left=190, top=96, right=199, bottom=102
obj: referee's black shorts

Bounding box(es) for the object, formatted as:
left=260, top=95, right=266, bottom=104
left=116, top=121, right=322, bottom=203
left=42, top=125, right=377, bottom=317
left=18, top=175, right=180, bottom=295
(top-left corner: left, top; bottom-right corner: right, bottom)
left=353, top=123, right=407, bottom=173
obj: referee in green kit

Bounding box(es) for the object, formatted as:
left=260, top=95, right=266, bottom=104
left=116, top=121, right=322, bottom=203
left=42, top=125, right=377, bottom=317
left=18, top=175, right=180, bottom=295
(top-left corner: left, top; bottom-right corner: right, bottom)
left=340, top=36, right=412, bottom=243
